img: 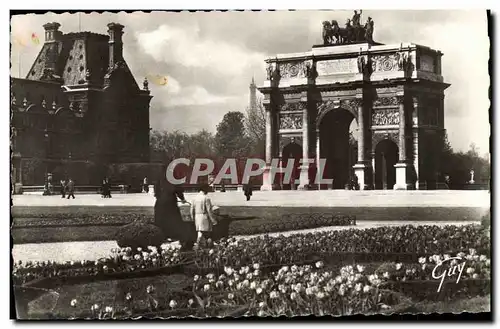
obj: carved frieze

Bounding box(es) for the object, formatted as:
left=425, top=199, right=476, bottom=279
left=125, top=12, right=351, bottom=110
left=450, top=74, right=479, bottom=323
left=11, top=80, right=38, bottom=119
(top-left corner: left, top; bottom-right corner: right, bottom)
left=280, top=102, right=305, bottom=112
left=279, top=61, right=307, bottom=79
left=341, top=98, right=362, bottom=115
left=279, top=113, right=303, bottom=130
left=371, top=54, right=410, bottom=73
left=373, top=96, right=402, bottom=107
left=372, top=109, right=400, bottom=126
left=317, top=100, right=340, bottom=123
left=316, top=58, right=358, bottom=76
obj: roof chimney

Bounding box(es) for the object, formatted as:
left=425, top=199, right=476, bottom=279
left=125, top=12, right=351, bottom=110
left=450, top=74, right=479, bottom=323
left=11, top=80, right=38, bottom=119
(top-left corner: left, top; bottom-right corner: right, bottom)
left=43, top=22, right=62, bottom=43
left=107, top=23, right=124, bottom=68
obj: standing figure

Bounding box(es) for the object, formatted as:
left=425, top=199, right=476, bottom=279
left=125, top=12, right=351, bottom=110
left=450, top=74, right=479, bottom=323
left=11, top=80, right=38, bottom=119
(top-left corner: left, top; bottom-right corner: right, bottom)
left=106, top=178, right=112, bottom=198
left=190, top=184, right=218, bottom=243
left=101, top=178, right=108, bottom=198
left=66, top=178, right=75, bottom=199
left=364, top=17, right=374, bottom=43
left=60, top=179, right=66, bottom=198
left=352, top=10, right=363, bottom=41
left=143, top=176, right=149, bottom=193
left=345, top=19, right=354, bottom=43
left=243, top=182, right=253, bottom=201
left=154, top=170, right=193, bottom=248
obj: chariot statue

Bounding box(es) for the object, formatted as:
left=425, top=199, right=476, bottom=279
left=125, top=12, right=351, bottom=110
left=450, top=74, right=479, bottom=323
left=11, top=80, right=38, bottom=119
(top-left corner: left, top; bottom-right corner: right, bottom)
left=322, top=10, right=374, bottom=46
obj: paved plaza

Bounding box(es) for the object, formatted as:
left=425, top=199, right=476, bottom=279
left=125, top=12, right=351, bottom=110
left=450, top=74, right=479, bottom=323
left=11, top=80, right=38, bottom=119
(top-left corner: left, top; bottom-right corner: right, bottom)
left=13, top=190, right=490, bottom=208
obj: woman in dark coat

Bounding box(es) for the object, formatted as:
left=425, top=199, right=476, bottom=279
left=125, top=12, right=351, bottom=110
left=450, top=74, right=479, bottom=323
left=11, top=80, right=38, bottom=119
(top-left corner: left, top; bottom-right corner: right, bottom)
left=154, top=174, right=195, bottom=249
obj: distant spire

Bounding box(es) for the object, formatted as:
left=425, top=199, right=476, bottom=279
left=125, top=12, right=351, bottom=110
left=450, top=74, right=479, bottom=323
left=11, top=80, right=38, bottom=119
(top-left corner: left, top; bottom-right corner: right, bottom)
left=249, top=76, right=257, bottom=111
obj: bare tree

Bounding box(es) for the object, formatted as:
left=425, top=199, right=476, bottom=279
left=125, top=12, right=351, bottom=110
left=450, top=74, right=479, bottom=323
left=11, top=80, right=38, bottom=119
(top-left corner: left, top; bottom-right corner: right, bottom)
left=244, top=97, right=266, bottom=157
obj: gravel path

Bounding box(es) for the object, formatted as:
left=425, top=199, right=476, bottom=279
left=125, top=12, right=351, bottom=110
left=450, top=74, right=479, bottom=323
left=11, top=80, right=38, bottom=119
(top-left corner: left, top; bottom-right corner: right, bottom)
left=11, top=220, right=479, bottom=263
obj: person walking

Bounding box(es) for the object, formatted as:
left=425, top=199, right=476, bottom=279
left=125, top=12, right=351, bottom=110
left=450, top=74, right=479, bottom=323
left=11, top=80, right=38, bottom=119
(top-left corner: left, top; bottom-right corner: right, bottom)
left=66, top=178, right=75, bottom=199
left=190, top=184, right=218, bottom=243
left=243, top=182, right=253, bottom=201
left=154, top=168, right=193, bottom=249
left=60, top=179, right=67, bottom=198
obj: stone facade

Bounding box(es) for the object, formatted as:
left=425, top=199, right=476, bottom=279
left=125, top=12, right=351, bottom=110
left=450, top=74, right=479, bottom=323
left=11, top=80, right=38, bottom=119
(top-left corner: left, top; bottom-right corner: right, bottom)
left=258, top=42, right=449, bottom=190
left=11, top=22, right=152, bottom=188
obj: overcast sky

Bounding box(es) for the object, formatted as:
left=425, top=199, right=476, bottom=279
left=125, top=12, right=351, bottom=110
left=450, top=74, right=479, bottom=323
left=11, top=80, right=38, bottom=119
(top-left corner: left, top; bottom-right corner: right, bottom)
left=10, top=10, right=489, bottom=153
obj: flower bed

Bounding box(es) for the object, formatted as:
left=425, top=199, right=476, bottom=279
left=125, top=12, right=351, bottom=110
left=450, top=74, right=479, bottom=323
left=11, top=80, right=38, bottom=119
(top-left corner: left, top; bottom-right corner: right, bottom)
left=13, top=244, right=186, bottom=287
left=228, top=213, right=356, bottom=236
left=195, top=225, right=489, bottom=269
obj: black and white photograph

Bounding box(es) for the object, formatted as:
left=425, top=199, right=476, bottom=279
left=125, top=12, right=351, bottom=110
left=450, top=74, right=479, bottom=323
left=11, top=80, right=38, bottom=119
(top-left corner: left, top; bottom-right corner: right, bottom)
left=9, top=8, right=491, bottom=320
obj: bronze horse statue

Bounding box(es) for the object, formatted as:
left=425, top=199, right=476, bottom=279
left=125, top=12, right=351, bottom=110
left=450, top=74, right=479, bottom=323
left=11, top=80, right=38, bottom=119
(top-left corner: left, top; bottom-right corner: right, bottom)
left=323, top=19, right=367, bottom=45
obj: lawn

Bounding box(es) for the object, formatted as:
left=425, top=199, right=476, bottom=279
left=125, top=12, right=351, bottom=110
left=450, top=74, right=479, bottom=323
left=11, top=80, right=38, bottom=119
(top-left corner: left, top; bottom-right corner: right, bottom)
left=11, top=205, right=486, bottom=244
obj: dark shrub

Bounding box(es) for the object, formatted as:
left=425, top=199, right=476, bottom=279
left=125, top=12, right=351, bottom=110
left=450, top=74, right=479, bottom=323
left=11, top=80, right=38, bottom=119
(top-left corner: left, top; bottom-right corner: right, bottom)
left=115, top=221, right=166, bottom=250
left=481, top=210, right=491, bottom=229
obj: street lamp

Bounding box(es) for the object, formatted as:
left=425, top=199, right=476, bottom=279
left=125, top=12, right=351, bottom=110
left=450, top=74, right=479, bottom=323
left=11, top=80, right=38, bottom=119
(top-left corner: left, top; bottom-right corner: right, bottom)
left=42, top=128, right=51, bottom=195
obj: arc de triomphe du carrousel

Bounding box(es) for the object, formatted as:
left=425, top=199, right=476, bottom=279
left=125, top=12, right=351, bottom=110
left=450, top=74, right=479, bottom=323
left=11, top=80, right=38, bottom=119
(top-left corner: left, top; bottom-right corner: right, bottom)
left=258, top=12, right=450, bottom=191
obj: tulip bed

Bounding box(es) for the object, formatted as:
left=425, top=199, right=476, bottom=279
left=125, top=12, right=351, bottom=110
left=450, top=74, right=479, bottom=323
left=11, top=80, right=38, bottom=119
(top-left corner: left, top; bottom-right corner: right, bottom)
left=14, top=224, right=491, bottom=318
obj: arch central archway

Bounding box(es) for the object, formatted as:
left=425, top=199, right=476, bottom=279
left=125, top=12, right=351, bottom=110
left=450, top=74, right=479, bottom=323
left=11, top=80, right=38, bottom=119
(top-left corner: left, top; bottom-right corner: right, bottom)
left=318, top=108, right=358, bottom=189
left=281, top=142, right=302, bottom=190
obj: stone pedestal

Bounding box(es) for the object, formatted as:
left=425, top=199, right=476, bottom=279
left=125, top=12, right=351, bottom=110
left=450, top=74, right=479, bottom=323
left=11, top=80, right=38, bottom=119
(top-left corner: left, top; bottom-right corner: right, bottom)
left=260, top=166, right=278, bottom=191
left=298, top=165, right=310, bottom=190
left=393, top=162, right=415, bottom=190
left=353, top=162, right=372, bottom=190
left=14, top=183, right=23, bottom=195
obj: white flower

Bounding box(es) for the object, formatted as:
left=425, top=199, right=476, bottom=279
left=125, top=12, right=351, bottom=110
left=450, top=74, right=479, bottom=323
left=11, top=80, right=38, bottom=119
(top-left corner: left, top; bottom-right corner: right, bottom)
left=125, top=293, right=132, bottom=301
left=355, top=283, right=362, bottom=292
left=443, top=254, right=451, bottom=260
left=469, top=248, right=477, bottom=256
left=216, top=281, right=224, bottom=289
left=450, top=259, right=458, bottom=266
left=242, top=279, right=250, bottom=288
left=169, top=300, right=178, bottom=309
left=356, top=265, right=365, bottom=273
left=395, top=263, right=402, bottom=270
left=270, top=291, right=279, bottom=299
left=209, top=249, right=214, bottom=255
left=253, top=263, right=260, bottom=270
left=137, top=247, right=142, bottom=252
left=146, top=285, right=155, bottom=294
left=290, top=292, right=298, bottom=300
left=466, top=267, right=475, bottom=274
left=227, top=293, right=234, bottom=300
left=315, top=261, right=324, bottom=269
left=236, top=283, right=242, bottom=290
left=363, top=285, right=371, bottom=293
left=306, top=287, right=313, bottom=295
left=380, top=304, right=390, bottom=310
left=282, top=266, right=289, bottom=272
left=316, top=291, right=325, bottom=299
left=258, top=301, right=266, bottom=308
left=70, top=299, right=77, bottom=307
left=383, top=272, right=390, bottom=279
left=422, top=264, right=427, bottom=270
left=188, top=298, right=195, bottom=306
left=291, top=265, right=298, bottom=272
left=247, top=273, right=253, bottom=280
left=70, top=261, right=75, bottom=266
left=485, top=259, right=491, bottom=267
left=204, top=284, right=211, bottom=292
left=103, top=265, right=108, bottom=271
left=338, top=284, right=346, bottom=296
left=228, top=280, right=234, bottom=287
left=250, top=281, right=257, bottom=290
left=224, top=267, right=233, bottom=276
left=258, top=310, right=265, bottom=317
left=480, top=255, right=488, bottom=262
left=253, top=270, right=260, bottom=276
left=335, top=276, right=343, bottom=284
left=206, top=273, right=215, bottom=280
left=472, top=273, right=479, bottom=279
left=134, top=254, right=141, bottom=261
left=256, top=287, right=263, bottom=295
left=194, top=275, right=200, bottom=282
left=294, top=283, right=303, bottom=293
left=105, top=306, right=113, bottom=313
left=418, top=257, right=426, bottom=264
left=91, top=304, right=100, bottom=311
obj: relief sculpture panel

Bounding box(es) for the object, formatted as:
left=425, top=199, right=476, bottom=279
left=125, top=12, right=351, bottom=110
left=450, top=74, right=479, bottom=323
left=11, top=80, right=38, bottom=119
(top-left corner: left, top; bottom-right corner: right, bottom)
left=279, top=61, right=307, bottom=79
left=279, top=113, right=303, bottom=130
left=372, top=109, right=400, bottom=126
